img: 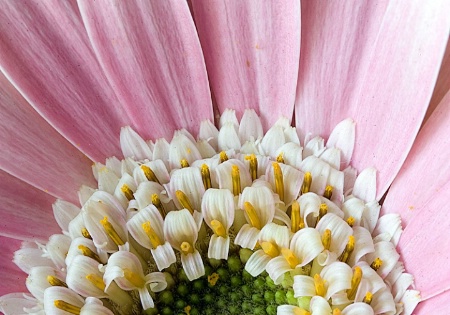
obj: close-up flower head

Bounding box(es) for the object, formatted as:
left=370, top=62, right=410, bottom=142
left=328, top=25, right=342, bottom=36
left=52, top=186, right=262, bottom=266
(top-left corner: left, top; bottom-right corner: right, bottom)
left=0, top=1, right=449, bottom=314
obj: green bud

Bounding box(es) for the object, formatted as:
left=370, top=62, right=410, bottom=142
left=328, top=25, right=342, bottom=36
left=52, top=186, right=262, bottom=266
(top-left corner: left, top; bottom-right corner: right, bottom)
left=219, top=285, right=229, bottom=295
left=177, top=269, right=189, bottom=282
left=241, top=284, right=252, bottom=297
left=216, top=267, right=229, bottom=280
left=239, top=248, right=253, bottom=263
left=175, top=300, right=186, bottom=310
left=217, top=299, right=227, bottom=308
left=286, top=290, right=297, bottom=305
left=230, top=292, right=240, bottom=301
left=227, top=256, right=242, bottom=272
left=193, top=279, right=205, bottom=291
left=189, top=293, right=201, bottom=305
left=204, top=265, right=213, bottom=277
left=252, top=293, right=264, bottom=304
left=253, top=305, right=266, bottom=314
left=297, top=296, right=312, bottom=311
left=242, top=301, right=252, bottom=312
left=203, top=293, right=214, bottom=304
left=229, top=305, right=239, bottom=314
left=209, top=258, right=222, bottom=268
left=160, top=307, right=172, bottom=315
left=231, top=275, right=242, bottom=287
left=176, top=284, right=189, bottom=296
left=159, top=291, right=174, bottom=305
left=264, top=291, right=275, bottom=303
left=275, top=290, right=286, bottom=304
left=266, top=305, right=277, bottom=315
left=190, top=308, right=200, bottom=315
left=253, top=278, right=265, bottom=289
left=163, top=272, right=175, bottom=289
left=242, top=269, right=253, bottom=282
left=265, top=276, right=276, bottom=289
left=142, top=308, right=159, bottom=315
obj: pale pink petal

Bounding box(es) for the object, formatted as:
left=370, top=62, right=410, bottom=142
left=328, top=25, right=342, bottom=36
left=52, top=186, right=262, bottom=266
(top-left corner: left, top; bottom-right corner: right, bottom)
left=0, top=0, right=131, bottom=160
left=382, top=91, right=450, bottom=226
left=0, top=236, right=27, bottom=295
left=397, top=181, right=450, bottom=300
left=0, top=73, right=95, bottom=203
left=414, top=290, right=450, bottom=313
left=79, top=0, right=213, bottom=139
left=295, top=1, right=450, bottom=198
left=192, top=0, right=301, bottom=130
left=0, top=170, right=59, bottom=242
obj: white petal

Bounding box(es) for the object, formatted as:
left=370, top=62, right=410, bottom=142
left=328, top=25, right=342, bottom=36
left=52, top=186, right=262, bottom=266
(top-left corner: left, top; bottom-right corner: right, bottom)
left=151, top=242, right=177, bottom=271
left=218, top=122, right=241, bottom=151
left=371, top=287, right=396, bottom=315
left=201, top=188, right=235, bottom=230
left=80, top=297, right=113, bottom=315
left=138, top=287, right=154, bottom=310
left=44, top=287, right=84, bottom=315
left=169, top=132, right=202, bottom=169
left=361, top=200, right=381, bottom=233
left=320, top=147, right=341, bottom=170
left=245, top=250, right=271, bottom=277
left=27, top=266, right=61, bottom=301
left=343, top=166, right=357, bottom=196
left=239, top=186, right=275, bottom=226
left=46, top=234, right=71, bottom=270
left=14, top=246, right=54, bottom=273
left=260, top=124, right=285, bottom=158
left=164, top=167, right=205, bottom=211
left=258, top=223, right=290, bottom=249
left=341, top=302, right=374, bottom=315
left=352, top=167, right=377, bottom=203
left=290, top=228, right=324, bottom=266
left=298, top=192, right=322, bottom=227
left=134, top=159, right=170, bottom=185
left=326, top=118, right=355, bottom=170
left=321, top=262, right=352, bottom=299
left=400, top=290, right=420, bottom=315
left=303, top=136, right=325, bottom=158
left=215, top=159, right=252, bottom=194
left=78, top=185, right=96, bottom=206
left=153, top=138, right=170, bottom=168
left=180, top=250, right=205, bottom=281
left=239, top=109, right=264, bottom=142
left=310, top=296, right=332, bottom=314
left=219, top=109, right=239, bottom=128
left=134, top=181, right=165, bottom=210
left=208, top=235, right=230, bottom=260
left=277, top=305, right=304, bottom=315
left=348, top=226, right=375, bottom=266
left=234, top=224, right=260, bottom=249
left=316, top=213, right=353, bottom=255
left=365, top=241, right=400, bottom=279
left=163, top=209, right=198, bottom=251
left=266, top=256, right=291, bottom=285
left=96, top=164, right=119, bottom=195
left=293, top=275, right=315, bottom=297
left=127, top=205, right=164, bottom=250
left=275, top=142, right=303, bottom=169
left=196, top=139, right=217, bottom=158
left=52, top=200, right=81, bottom=232
left=373, top=214, right=402, bottom=246
left=120, top=126, right=152, bottom=160
left=199, top=119, right=219, bottom=151
left=265, top=162, right=303, bottom=204
left=144, top=272, right=167, bottom=292
left=66, top=255, right=106, bottom=298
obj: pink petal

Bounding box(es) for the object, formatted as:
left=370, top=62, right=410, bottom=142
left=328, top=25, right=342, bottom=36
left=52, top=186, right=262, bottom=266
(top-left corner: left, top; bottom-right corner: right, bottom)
left=0, top=73, right=95, bottom=203
left=414, top=290, right=450, bottom=313
left=191, top=0, right=301, bottom=130
left=295, top=1, right=450, bottom=198
left=397, top=181, right=450, bottom=300
left=0, top=0, right=131, bottom=161
left=0, top=170, right=59, bottom=242
left=78, top=0, right=213, bottom=139
left=0, top=236, right=27, bottom=295
left=382, top=91, right=450, bottom=226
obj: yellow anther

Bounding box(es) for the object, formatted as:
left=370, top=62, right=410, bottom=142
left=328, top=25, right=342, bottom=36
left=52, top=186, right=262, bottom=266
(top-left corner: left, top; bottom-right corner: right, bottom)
left=371, top=258, right=383, bottom=271
left=142, top=221, right=163, bottom=249
left=151, top=193, right=166, bottom=218
left=77, top=245, right=101, bottom=262
left=339, top=235, right=355, bottom=263
left=276, top=153, right=285, bottom=163
left=315, top=203, right=328, bottom=226
left=272, top=162, right=285, bottom=202
left=47, top=275, right=67, bottom=287
left=180, top=241, right=194, bottom=255
left=346, top=216, right=355, bottom=227
left=81, top=228, right=92, bottom=239
left=211, top=220, right=227, bottom=237
left=301, top=172, right=312, bottom=194
left=54, top=300, right=81, bottom=314
left=346, top=266, right=362, bottom=300
left=180, top=159, right=190, bottom=168
left=184, top=305, right=191, bottom=315
left=121, top=184, right=134, bottom=201
left=281, top=248, right=300, bottom=269
left=314, top=274, right=326, bottom=297
left=219, top=151, right=229, bottom=163
left=140, top=165, right=160, bottom=183
left=293, top=309, right=311, bottom=315
left=260, top=241, right=280, bottom=258
left=243, top=201, right=261, bottom=230
left=322, top=229, right=331, bottom=250
left=363, top=291, right=373, bottom=304
left=332, top=309, right=341, bottom=315
left=290, top=200, right=304, bottom=233
left=123, top=268, right=146, bottom=288
left=201, top=164, right=212, bottom=189
left=208, top=272, right=219, bottom=286
left=245, top=154, right=258, bottom=181
left=231, top=165, right=241, bottom=196
left=324, top=185, right=333, bottom=200
left=100, top=216, right=125, bottom=246
left=86, top=273, right=106, bottom=291
left=175, top=190, right=194, bottom=214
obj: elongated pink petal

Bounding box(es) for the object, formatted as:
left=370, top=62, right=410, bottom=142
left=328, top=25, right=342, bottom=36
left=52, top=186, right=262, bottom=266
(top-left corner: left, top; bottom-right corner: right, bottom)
left=295, top=1, right=450, bottom=198
left=414, top=290, right=450, bottom=313
left=382, top=91, right=450, bottom=226
left=0, top=236, right=27, bottom=295
left=78, top=0, right=213, bottom=139
left=397, top=181, right=450, bottom=300
left=0, top=73, right=95, bottom=203
left=0, top=0, right=132, bottom=161
left=0, top=170, right=59, bottom=242
left=192, top=0, right=301, bottom=130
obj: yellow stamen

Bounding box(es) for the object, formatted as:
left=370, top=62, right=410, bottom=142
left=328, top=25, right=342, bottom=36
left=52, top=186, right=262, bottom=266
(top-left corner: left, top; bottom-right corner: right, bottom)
left=314, top=274, right=326, bottom=297
left=81, top=228, right=92, bottom=239
left=180, top=241, right=194, bottom=255
left=301, top=172, right=312, bottom=194
left=54, top=300, right=81, bottom=314
left=231, top=165, right=241, bottom=196
left=175, top=190, right=194, bottom=214
left=281, top=248, right=300, bottom=269
left=208, top=272, right=219, bottom=286
left=219, top=151, right=229, bottom=163
left=77, top=245, right=101, bottom=262
left=323, top=185, right=333, bottom=199
left=47, top=275, right=67, bottom=287
left=152, top=193, right=166, bottom=218
left=86, top=273, right=106, bottom=291
left=371, top=258, right=383, bottom=271
left=211, top=220, right=227, bottom=237
left=201, top=164, right=212, bottom=189
left=290, top=200, right=303, bottom=233
left=322, top=229, right=331, bottom=250
left=140, top=165, right=160, bottom=183
left=100, top=216, right=125, bottom=246
left=293, top=309, right=311, bottom=315
left=121, top=184, right=134, bottom=201
left=346, top=216, right=355, bottom=227
left=315, top=203, right=328, bottom=226
left=363, top=292, right=373, bottom=304
left=180, top=159, right=189, bottom=168
left=276, top=153, right=285, bottom=163
left=142, top=221, right=163, bottom=249
left=346, top=266, right=362, bottom=300
left=123, top=268, right=146, bottom=288
left=339, top=235, right=355, bottom=263
left=244, top=201, right=261, bottom=229
left=245, top=154, right=258, bottom=181
left=272, top=162, right=284, bottom=202
left=332, top=309, right=341, bottom=315
left=184, top=305, right=191, bottom=315
left=260, top=241, right=280, bottom=258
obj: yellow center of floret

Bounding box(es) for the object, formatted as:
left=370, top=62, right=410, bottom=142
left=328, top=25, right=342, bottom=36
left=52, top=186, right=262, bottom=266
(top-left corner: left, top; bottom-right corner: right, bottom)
left=231, top=165, right=241, bottom=196
left=86, top=273, right=106, bottom=291
left=219, top=151, right=229, bottom=163
left=276, top=153, right=285, bottom=164
left=175, top=190, right=194, bottom=214
left=123, top=268, right=146, bottom=288
left=151, top=193, right=166, bottom=218
left=281, top=248, right=300, bottom=269
left=363, top=291, right=373, bottom=304
left=243, top=201, right=261, bottom=230
left=301, top=172, right=312, bottom=194
left=294, top=308, right=311, bottom=315
left=321, top=229, right=331, bottom=251
left=323, top=185, right=333, bottom=199
left=121, top=184, right=134, bottom=201
left=100, top=216, right=125, bottom=246
left=81, top=227, right=92, bottom=239
left=77, top=244, right=101, bottom=262
left=142, top=221, right=163, bottom=249
left=347, top=266, right=362, bottom=300
left=54, top=300, right=81, bottom=314
left=314, top=274, right=326, bottom=297
left=290, top=200, right=303, bottom=233
left=371, top=258, right=383, bottom=271
left=141, top=165, right=160, bottom=183
left=346, top=216, right=355, bottom=227
left=210, top=220, right=227, bottom=237
left=260, top=241, right=280, bottom=258
left=47, top=275, right=67, bottom=287
left=339, top=235, right=355, bottom=263
left=272, top=162, right=284, bottom=202
left=201, top=164, right=212, bottom=189
left=315, top=203, right=328, bottom=226
left=180, top=159, right=190, bottom=168
left=245, top=154, right=258, bottom=181
left=180, top=241, right=195, bottom=255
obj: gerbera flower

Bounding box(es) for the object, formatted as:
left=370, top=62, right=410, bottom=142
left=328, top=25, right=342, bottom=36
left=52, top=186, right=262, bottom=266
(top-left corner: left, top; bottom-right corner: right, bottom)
left=0, top=1, right=449, bottom=314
